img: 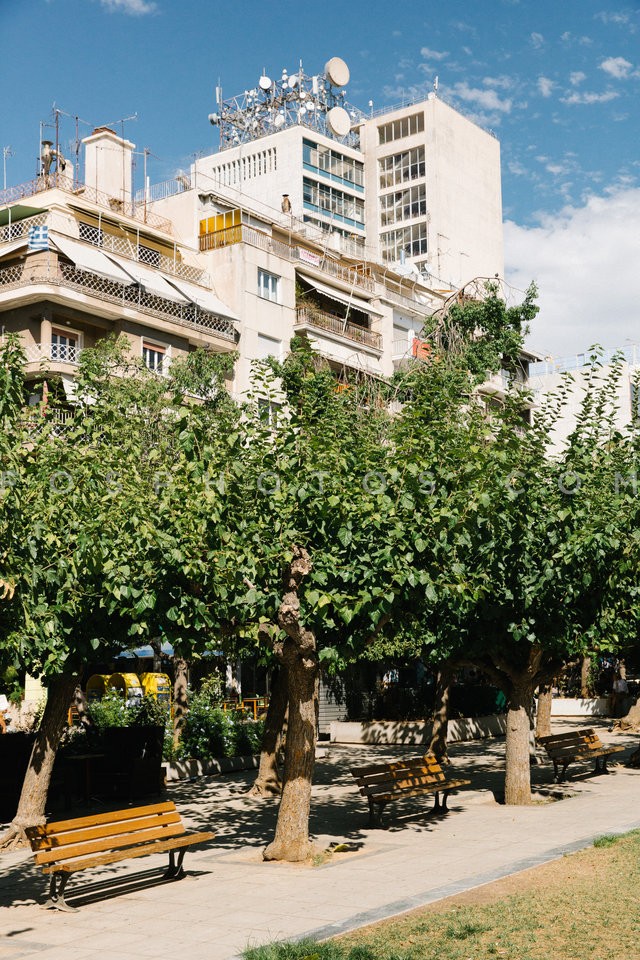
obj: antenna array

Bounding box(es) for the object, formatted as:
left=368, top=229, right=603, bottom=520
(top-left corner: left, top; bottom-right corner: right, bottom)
left=208, top=58, right=365, bottom=150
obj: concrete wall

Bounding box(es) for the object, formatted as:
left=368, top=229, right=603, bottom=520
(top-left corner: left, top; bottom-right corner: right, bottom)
left=330, top=714, right=507, bottom=745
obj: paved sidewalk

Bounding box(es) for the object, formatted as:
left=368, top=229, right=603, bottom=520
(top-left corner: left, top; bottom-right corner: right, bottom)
left=1, top=719, right=639, bottom=960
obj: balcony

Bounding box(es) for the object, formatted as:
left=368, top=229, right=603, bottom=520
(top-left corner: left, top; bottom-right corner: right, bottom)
left=200, top=222, right=375, bottom=293
left=0, top=261, right=237, bottom=346
left=295, top=305, right=381, bottom=351
left=0, top=172, right=172, bottom=234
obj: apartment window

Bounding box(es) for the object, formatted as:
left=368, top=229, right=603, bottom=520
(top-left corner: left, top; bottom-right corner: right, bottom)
left=379, top=146, right=426, bottom=189
left=258, top=269, right=280, bottom=303
left=303, top=178, right=365, bottom=227
left=137, top=243, right=161, bottom=267
left=51, top=328, right=80, bottom=363
left=142, top=340, right=167, bottom=373
left=302, top=139, right=364, bottom=189
left=380, top=184, right=427, bottom=227
left=256, top=333, right=281, bottom=359
left=78, top=222, right=103, bottom=246
left=378, top=112, right=424, bottom=145
left=381, top=222, right=428, bottom=262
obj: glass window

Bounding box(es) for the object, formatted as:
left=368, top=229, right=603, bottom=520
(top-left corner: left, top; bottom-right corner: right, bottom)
left=380, top=184, right=427, bottom=227
left=378, top=112, right=424, bottom=145
left=258, top=269, right=280, bottom=303
left=51, top=328, right=79, bottom=363
left=380, top=222, right=428, bottom=262
left=142, top=341, right=166, bottom=373
left=256, top=333, right=281, bottom=359
left=379, top=147, right=426, bottom=189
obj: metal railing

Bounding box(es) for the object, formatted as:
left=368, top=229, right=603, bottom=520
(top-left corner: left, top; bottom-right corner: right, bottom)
left=530, top=345, right=640, bottom=376
left=23, top=343, right=82, bottom=365
left=0, top=262, right=237, bottom=344
left=295, top=305, right=382, bottom=350
left=200, top=222, right=376, bottom=292
left=0, top=172, right=173, bottom=234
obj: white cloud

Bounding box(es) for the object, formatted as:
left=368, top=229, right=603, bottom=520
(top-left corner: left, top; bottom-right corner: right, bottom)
left=560, top=89, right=619, bottom=104
left=530, top=32, right=544, bottom=49
left=569, top=71, right=586, bottom=86
left=537, top=76, right=554, bottom=97
left=451, top=81, right=512, bottom=113
left=600, top=56, right=633, bottom=78
left=419, top=47, right=449, bottom=61
left=99, top=0, right=157, bottom=14
left=504, top=188, right=640, bottom=357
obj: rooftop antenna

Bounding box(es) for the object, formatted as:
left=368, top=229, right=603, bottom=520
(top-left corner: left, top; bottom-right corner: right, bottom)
left=433, top=76, right=439, bottom=94
left=2, top=145, right=13, bottom=191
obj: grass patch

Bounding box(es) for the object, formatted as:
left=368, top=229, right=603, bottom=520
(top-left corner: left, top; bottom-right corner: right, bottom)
left=244, top=829, right=640, bottom=960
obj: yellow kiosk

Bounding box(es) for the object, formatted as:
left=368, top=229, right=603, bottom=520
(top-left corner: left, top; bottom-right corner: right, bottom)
left=86, top=674, right=111, bottom=702
left=139, top=672, right=172, bottom=708
left=107, top=672, right=144, bottom=708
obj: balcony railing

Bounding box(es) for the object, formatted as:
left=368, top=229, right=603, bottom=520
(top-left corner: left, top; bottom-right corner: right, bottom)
left=200, top=223, right=376, bottom=293
left=23, top=343, right=82, bottom=365
left=0, top=172, right=173, bottom=234
left=0, top=262, right=237, bottom=344
left=295, top=305, right=382, bottom=351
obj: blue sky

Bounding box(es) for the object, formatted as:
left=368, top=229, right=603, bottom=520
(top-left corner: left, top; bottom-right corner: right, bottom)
left=1, top=0, right=638, bottom=358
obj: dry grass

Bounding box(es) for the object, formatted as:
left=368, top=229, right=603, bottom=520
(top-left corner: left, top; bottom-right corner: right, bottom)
left=244, top=829, right=640, bottom=960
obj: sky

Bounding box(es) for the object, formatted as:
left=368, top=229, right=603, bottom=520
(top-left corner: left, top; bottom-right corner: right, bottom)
left=1, top=0, right=638, bottom=360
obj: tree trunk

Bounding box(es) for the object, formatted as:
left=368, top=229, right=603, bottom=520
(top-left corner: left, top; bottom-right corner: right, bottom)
left=248, top=665, right=288, bottom=797
left=428, top=663, right=453, bottom=762
left=0, top=672, right=77, bottom=848
left=263, top=546, right=319, bottom=862
left=172, top=657, right=189, bottom=749
left=504, top=679, right=534, bottom=805
left=535, top=684, right=553, bottom=740
left=580, top=657, right=591, bottom=698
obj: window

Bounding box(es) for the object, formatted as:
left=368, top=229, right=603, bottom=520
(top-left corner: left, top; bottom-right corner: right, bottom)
left=78, top=222, right=103, bottom=247
left=378, top=112, right=424, bottom=145
left=303, top=178, right=365, bottom=228
left=380, top=184, right=427, bottom=227
left=258, top=269, right=280, bottom=303
left=380, top=222, right=428, bottom=262
left=302, top=139, right=364, bottom=189
left=379, top=147, right=426, bottom=189
left=137, top=243, right=160, bottom=267
left=256, top=333, right=281, bottom=359
left=51, top=328, right=80, bottom=363
left=142, top=340, right=167, bottom=373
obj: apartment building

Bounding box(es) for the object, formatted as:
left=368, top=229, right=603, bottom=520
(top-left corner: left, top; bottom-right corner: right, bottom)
left=0, top=57, right=521, bottom=409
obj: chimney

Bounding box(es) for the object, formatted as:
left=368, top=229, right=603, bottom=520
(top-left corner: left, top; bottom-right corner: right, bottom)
left=82, top=127, right=135, bottom=208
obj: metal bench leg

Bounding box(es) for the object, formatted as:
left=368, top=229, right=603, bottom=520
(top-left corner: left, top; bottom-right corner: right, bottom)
left=599, top=756, right=610, bottom=775
left=553, top=760, right=560, bottom=783
left=165, top=849, right=186, bottom=880
left=368, top=797, right=385, bottom=828
left=44, top=872, right=76, bottom=912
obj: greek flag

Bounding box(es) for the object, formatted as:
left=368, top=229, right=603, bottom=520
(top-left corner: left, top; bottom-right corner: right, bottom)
left=27, top=225, right=49, bottom=251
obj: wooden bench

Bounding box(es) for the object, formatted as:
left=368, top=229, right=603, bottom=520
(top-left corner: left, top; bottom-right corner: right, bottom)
left=537, top=728, right=625, bottom=782
left=350, top=753, right=470, bottom=826
left=25, top=800, right=215, bottom=911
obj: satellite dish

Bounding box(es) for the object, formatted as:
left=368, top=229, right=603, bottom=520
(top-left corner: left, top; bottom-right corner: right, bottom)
left=259, top=75, right=272, bottom=90
left=299, top=105, right=307, bottom=116
left=325, top=57, right=350, bottom=87
left=327, top=106, right=350, bottom=137
left=288, top=76, right=298, bottom=88
left=274, top=114, right=285, bottom=128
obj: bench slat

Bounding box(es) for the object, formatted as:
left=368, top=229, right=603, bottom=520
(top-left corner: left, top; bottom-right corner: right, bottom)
left=354, top=771, right=447, bottom=792
left=366, top=779, right=471, bottom=802
left=42, top=831, right=215, bottom=874
left=28, top=811, right=182, bottom=852
left=33, top=822, right=185, bottom=866
left=538, top=729, right=595, bottom=745
left=33, top=801, right=177, bottom=835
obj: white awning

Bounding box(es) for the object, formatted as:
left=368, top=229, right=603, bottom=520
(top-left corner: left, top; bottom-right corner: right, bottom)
left=163, top=276, right=240, bottom=322
left=297, top=273, right=382, bottom=316
left=0, top=238, right=28, bottom=259
left=103, top=254, right=188, bottom=302
left=51, top=235, right=134, bottom=284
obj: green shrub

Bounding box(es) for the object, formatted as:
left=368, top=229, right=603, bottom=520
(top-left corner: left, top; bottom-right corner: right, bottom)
left=86, top=691, right=128, bottom=731
left=178, top=704, right=234, bottom=761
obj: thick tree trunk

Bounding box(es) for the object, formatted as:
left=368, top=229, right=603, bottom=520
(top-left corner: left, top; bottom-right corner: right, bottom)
left=248, top=666, right=288, bottom=797
left=0, top=672, right=77, bottom=848
left=535, top=684, right=553, bottom=740
left=580, top=657, right=591, bottom=698
left=172, top=657, right=188, bottom=749
left=263, top=546, right=319, bottom=862
left=428, top=663, right=453, bottom=762
left=504, top=680, right=534, bottom=805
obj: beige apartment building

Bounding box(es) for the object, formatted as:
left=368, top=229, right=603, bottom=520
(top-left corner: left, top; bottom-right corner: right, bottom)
left=0, top=58, right=522, bottom=413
